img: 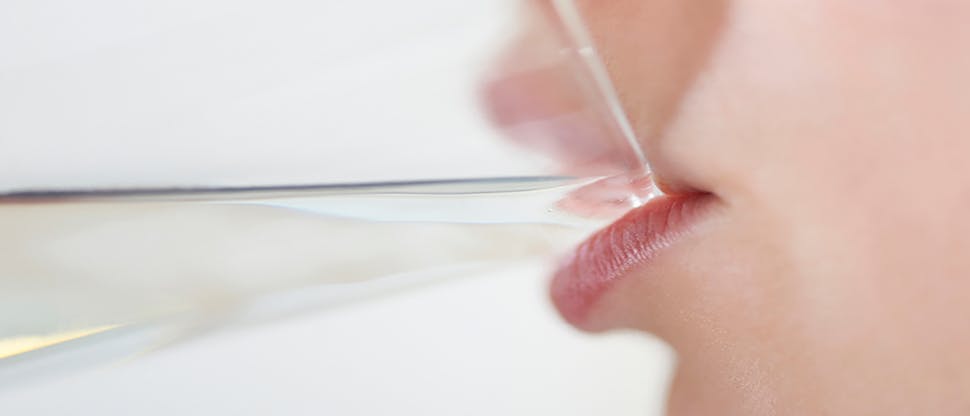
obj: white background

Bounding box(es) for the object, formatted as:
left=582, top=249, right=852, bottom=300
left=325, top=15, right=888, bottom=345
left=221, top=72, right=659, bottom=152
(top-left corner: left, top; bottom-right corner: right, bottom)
left=0, top=0, right=552, bottom=191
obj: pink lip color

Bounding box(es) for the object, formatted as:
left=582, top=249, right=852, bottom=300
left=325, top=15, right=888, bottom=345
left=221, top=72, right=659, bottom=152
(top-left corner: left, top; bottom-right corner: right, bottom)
left=551, top=193, right=713, bottom=327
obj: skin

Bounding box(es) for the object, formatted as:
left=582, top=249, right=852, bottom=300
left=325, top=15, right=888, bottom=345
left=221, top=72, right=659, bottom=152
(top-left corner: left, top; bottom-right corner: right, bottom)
left=494, top=1, right=970, bottom=414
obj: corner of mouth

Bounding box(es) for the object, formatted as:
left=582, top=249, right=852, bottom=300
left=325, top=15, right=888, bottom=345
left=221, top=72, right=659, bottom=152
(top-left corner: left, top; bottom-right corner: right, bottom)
left=549, top=190, right=718, bottom=329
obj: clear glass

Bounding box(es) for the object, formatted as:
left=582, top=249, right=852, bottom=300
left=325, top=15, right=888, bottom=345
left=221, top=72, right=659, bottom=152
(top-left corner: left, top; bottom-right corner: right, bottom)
left=0, top=0, right=650, bottom=376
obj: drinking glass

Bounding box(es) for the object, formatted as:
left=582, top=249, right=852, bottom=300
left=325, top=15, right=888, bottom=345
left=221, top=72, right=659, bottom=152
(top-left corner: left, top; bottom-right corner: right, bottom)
left=0, top=0, right=650, bottom=377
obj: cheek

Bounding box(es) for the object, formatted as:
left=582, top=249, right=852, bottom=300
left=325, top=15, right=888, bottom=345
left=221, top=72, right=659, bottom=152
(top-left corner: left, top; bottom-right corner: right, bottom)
left=660, top=0, right=970, bottom=406
left=659, top=0, right=970, bottom=324
left=596, top=0, right=970, bottom=407
left=664, top=0, right=970, bottom=200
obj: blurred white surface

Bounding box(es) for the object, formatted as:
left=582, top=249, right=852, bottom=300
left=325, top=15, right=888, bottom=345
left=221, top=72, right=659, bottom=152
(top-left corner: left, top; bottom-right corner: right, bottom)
left=0, top=265, right=672, bottom=415
left=0, top=0, right=548, bottom=192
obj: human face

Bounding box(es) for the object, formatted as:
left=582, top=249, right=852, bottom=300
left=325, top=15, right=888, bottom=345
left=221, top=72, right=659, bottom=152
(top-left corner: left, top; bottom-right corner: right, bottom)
left=496, top=1, right=970, bottom=414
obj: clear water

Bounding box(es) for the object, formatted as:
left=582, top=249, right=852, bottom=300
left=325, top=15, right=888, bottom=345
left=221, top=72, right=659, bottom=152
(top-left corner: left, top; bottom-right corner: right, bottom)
left=0, top=176, right=651, bottom=378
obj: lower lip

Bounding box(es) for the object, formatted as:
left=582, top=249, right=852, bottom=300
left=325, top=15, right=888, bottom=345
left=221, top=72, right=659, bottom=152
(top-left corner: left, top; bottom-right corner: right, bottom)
left=550, top=193, right=715, bottom=327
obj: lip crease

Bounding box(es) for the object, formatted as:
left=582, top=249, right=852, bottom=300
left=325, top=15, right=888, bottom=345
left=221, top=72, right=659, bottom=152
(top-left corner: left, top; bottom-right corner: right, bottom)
left=551, top=192, right=715, bottom=328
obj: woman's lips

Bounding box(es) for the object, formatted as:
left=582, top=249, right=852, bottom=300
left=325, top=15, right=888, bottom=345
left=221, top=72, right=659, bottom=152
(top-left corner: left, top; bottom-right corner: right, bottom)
left=551, top=192, right=716, bottom=328
left=480, top=13, right=719, bottom=330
